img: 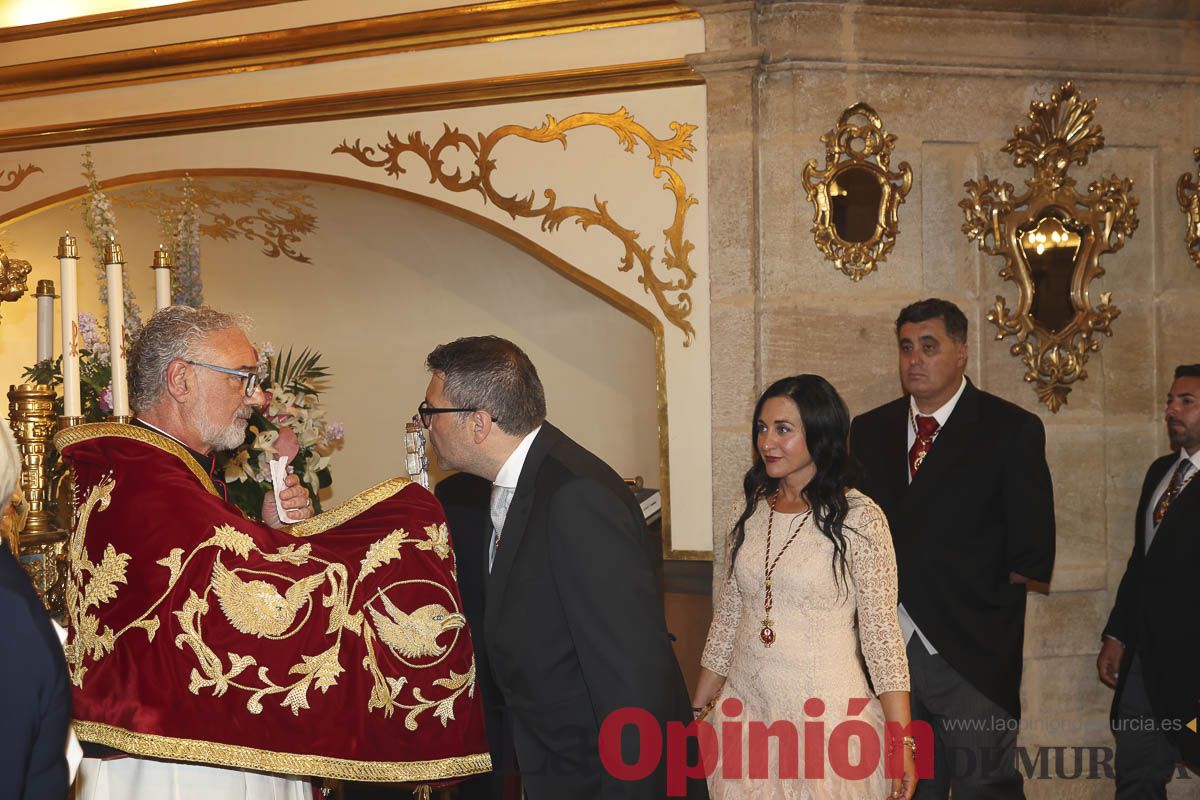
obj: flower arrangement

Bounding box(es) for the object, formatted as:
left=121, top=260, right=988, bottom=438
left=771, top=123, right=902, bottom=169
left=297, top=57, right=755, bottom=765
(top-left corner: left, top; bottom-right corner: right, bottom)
left=215, top=344, right=345, bottom=518
left=81, top=147, right=143, bottom=335
left=156, top=174, right=204, bottom=307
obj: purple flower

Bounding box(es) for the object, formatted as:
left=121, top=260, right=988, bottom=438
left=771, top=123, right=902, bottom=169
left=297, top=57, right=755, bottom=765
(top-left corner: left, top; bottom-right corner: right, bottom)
left=326, top=422, right=345, bottom=443
left=98, top=386, right=113, bottom=414
left=77, top=312, right=102, bottom=351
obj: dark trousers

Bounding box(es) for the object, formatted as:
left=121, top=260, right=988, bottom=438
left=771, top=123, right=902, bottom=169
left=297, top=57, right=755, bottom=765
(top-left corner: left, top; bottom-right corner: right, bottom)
left=1114, top=654, right=1181, bottom=799
left=907, top=637, right=1023, bottom=800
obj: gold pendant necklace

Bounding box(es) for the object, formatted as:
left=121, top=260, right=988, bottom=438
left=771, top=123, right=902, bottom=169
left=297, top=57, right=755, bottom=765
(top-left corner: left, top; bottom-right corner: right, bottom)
left=760, top=491, right=812, bottom=647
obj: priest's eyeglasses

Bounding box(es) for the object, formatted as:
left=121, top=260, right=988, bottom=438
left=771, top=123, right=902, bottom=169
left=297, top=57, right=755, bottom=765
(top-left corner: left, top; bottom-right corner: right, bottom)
left=185, top=359, right=263, bottom=398
left=417, top=400, right=497, bottom=429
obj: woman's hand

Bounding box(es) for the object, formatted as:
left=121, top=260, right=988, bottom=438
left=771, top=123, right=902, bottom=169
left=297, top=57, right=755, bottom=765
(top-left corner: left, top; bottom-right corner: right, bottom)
left=888, top=741, right=917, bottom=800
left=691, top=667, right=727, bottom=722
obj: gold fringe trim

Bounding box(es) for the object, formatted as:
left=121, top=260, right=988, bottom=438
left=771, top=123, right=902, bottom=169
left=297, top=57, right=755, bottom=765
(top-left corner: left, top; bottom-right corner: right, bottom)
left=288, top=476, right=413, bottom=537
left=74, top=720, right=492, bottom=782
left=53, top=422, right=220, bottom=497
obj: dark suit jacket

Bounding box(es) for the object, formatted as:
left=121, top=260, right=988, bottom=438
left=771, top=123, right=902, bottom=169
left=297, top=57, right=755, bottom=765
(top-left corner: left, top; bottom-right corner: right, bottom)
left=1104, top=453, right=1200, bottom=764
left=0, top=546, right=71, bottom=800
left=849, top=380, right=1056, bottom=719
left=436, top=472, right=507, bottom=800
left=446, top=422, right=702, bottom=800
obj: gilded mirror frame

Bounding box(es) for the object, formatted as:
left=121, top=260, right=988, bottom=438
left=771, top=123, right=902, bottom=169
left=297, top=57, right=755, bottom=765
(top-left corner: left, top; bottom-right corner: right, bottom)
left=960, top=82, right=1138, bottom=412
left=1177, top=147, right=1200, bottom=269
left=802, top=102, right=912, bottom=281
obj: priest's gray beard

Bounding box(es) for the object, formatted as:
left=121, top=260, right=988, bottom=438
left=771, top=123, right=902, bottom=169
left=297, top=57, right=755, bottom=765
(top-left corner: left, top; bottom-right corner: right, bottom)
left=189, top=401, right=251, bottom=452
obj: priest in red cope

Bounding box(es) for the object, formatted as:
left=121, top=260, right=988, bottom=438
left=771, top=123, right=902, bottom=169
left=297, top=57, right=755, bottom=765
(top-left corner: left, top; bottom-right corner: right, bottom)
left=59, top=306, right=489, bottom=800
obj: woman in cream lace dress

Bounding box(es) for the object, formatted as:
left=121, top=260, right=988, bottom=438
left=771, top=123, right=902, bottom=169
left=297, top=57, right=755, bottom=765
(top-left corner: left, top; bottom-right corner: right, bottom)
left=693, top=375, right=917, bottom=800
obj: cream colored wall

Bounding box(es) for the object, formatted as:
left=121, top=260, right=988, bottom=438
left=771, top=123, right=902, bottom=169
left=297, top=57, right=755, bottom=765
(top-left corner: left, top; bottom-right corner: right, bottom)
left=0, top=178, right=660, bottom=503
left=696, top=1, right=1200, bottom=796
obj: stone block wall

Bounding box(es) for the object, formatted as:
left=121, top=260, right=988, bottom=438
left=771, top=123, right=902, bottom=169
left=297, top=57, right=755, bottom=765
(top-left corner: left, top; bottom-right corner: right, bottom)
left=691, top=1, right=1200, bottom=796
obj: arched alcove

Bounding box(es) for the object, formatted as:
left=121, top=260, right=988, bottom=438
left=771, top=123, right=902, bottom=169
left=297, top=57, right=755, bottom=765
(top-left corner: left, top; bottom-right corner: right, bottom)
left=0, top=170, right=665, bottom=541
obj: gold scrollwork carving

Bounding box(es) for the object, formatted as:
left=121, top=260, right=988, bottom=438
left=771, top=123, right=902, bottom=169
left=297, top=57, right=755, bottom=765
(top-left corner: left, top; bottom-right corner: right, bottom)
left=960, top=82, right=1138, bottom=412
left=1177, top=147, right=1200, bottom=269
left=801, top=102, right=912, bottom=281
left=332, top=107, right=699, bottom=343
left=118, top=179, right=317, bottom=263
left=0, top=243, right=32, bottom=306
left=0, top=163, right=41, bottom=192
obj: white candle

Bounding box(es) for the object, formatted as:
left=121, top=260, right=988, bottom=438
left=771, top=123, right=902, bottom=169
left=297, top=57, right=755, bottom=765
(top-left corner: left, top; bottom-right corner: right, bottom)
left=57, top=234, right=81, bottom=418
left=104, top=239, right=130, bottom=418
left=151, top=245, right=172, bottom=311
left=34, top=280, right=55, bottom=363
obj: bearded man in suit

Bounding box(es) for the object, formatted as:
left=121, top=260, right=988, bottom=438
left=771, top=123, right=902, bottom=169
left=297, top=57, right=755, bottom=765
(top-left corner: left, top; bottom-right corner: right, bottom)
left=420, top=335, right=703, bottom=800
left=849, top=298, right=1056, bottom=799
left=1098, top=363, right=1200, bottom=797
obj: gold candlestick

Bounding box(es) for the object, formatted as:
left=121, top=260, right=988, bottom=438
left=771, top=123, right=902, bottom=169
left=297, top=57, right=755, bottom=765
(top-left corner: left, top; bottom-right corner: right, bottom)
left=9, top=384, right=59, bottom=534
left=8, top=383, right=68, bottom=617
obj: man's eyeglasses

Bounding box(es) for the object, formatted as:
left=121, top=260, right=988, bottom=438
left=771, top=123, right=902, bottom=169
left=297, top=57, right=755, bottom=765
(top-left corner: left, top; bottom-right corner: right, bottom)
left=185, top=359, right=263, bottom=398
left=417, top=400, right=497, bottom=429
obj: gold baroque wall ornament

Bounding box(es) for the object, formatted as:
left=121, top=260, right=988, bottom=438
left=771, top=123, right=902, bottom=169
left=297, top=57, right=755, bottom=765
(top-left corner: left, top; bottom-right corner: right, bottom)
left=959, top=82, right=1138, bottom=413
left=0, top=163, right=42, bottom=192
left=1177, top=148, right=1200, bottom=269
left=332, top=107, right=699, bottom=343
left=117, top=179, right=318, bottom=263
left=801, top=102, right=912, bottom=281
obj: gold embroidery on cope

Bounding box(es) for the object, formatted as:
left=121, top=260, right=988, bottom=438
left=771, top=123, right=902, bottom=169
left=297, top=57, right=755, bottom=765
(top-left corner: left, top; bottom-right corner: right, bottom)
left=64, top=466, right=474, bottom=726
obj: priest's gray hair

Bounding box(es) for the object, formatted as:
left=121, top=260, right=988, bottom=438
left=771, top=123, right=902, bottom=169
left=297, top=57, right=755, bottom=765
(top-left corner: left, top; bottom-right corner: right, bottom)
left=425, top=335, right=545, bottom=436
left=129, top=306, right=252, bottom=414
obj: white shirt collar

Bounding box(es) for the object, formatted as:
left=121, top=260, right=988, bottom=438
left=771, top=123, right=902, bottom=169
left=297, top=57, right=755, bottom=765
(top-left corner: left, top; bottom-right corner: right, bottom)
left=909, top=375, right=968, bottom=426
left=1174, top=445, right=1200, bottom=473
left=493, top=425, right=542, bottom=490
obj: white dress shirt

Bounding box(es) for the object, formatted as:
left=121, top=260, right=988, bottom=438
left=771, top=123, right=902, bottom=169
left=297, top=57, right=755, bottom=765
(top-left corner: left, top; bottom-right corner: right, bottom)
left=488, top=426, right=541, bottom=571
left=899, top=376, right=968, bottom=655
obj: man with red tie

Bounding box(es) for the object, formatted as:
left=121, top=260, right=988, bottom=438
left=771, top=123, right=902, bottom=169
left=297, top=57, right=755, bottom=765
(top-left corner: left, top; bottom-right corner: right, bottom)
left=1098, top=363, right=1200, bottom=797
left=849, top=298, right=1056, bottom=799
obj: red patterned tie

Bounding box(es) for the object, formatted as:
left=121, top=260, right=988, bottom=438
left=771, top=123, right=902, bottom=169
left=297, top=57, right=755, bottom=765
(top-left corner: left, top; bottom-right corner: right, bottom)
left=909, top=415, right=940, bottom=478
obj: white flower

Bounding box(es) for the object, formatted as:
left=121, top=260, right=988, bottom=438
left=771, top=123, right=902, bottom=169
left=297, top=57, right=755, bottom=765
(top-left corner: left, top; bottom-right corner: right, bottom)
left=251, top=428, right=279, bottom=460
left=224, top=449, right=254, bottom=483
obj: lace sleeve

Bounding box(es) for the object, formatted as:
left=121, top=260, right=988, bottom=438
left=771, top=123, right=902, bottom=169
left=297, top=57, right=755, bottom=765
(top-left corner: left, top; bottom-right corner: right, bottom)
left=848, top=497, right=909, bottom=694
left=700, top=568, right=741, bottom=676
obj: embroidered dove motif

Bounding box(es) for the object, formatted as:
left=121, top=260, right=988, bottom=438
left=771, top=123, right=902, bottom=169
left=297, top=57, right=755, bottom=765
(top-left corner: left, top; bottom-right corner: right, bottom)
left=368, top=595, right=465, bottom=660
left=211, top=561, right=325, bottom=638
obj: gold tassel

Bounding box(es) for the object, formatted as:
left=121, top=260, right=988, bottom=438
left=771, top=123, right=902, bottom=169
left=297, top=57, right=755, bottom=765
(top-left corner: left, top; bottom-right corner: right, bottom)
left=413, top=786, right=432, bottom=800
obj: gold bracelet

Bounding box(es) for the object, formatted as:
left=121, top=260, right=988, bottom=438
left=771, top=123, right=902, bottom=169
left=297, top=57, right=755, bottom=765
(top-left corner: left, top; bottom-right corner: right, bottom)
left=692, top=697, right=717, bottom=722
left=890, top=735, right=916, bottom=756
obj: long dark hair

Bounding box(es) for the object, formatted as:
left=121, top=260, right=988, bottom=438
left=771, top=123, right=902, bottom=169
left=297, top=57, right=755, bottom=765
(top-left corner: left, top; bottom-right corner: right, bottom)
left=728, top=375, right=861, bottom=591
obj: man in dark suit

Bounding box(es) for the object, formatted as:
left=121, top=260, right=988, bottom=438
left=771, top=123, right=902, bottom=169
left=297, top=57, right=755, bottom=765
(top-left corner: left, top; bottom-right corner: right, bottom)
left=421, top=335, right=703, bottom=800
left=1098, top=363, right=1200, bottom=797
left=849, top=298, right=1056, bottom=799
